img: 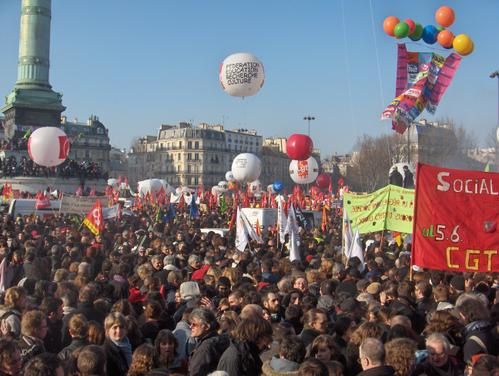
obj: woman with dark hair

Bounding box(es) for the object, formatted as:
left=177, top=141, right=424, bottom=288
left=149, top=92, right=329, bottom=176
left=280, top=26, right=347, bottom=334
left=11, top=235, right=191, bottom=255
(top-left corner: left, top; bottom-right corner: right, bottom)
left=217, top=317, right=273, bottom=375
left=154, top=329, right=186, bottom=373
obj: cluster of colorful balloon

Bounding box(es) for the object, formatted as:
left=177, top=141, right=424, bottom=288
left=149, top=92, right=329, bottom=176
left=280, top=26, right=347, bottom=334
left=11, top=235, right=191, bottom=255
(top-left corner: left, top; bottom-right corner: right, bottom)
left=383, top=6, right=473, bottom=56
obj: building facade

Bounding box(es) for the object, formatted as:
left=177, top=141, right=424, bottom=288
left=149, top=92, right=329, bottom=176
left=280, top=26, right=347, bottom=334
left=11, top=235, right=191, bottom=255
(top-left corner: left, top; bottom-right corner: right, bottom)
left=127, top=123, right=303, bottom=189
left=60, top=115, right=111, bottom=171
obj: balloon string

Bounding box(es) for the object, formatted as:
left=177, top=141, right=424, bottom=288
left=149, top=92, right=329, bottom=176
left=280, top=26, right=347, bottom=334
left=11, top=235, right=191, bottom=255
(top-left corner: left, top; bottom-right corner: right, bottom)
left=369, top=0, right=386, bottom=111
left=340, top=0, right=357, bottom=133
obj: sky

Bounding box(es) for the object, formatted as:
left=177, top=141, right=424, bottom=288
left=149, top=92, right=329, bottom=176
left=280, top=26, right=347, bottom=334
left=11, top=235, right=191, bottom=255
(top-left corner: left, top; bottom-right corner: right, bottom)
left=0, top=0, right=498, bottom=157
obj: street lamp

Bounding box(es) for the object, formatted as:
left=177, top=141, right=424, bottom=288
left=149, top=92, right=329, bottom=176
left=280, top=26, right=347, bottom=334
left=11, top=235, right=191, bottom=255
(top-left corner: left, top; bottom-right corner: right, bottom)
left=490, top=70, right=499, bottom=171
left=303, top=116, right=315, bottom=137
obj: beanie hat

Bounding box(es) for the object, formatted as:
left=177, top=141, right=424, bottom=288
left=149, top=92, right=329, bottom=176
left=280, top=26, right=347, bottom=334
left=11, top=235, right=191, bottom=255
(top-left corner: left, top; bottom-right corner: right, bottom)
left=179, top=281, right=200, bottom=300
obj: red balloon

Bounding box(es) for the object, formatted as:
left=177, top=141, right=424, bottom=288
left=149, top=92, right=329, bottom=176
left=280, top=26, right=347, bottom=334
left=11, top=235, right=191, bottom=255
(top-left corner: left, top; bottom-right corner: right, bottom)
left=404, top=19, right=416, bottom=34
left=316, top=173, right=331, bottom=189
left=287, top=134, right=313, bottom=161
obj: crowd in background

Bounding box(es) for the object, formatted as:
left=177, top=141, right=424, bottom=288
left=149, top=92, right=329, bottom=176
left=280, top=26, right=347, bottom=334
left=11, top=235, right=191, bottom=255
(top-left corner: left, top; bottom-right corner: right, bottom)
left=0, top=202, right=496, bottom=376
left=0, top=156, right=107, bottom=180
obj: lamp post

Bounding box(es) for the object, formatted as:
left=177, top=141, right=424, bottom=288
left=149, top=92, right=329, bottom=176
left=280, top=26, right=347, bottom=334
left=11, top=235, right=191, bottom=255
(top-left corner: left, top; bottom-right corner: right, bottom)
left=303, top=116, right=315, bottom=137
left=490, top=70, right=499, bottom=171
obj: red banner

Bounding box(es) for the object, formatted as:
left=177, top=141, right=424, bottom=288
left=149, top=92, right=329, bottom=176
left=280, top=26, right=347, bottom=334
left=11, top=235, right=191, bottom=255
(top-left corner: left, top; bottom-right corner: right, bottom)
left=412, top=164, right=499, bottom=272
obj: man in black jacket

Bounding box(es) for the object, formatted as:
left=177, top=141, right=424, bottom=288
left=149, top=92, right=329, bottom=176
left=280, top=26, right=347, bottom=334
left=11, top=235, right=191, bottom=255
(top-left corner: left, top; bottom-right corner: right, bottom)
left=357, top=338, right=395, bottom=376
left=188, top=308, right=229, bottom=376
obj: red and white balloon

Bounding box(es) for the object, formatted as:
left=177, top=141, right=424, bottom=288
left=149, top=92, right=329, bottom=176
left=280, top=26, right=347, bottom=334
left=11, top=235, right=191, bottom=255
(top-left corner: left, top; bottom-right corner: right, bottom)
left=28, top=127, right=70, bottom=167
left=289, top=157, right=319, bottom=185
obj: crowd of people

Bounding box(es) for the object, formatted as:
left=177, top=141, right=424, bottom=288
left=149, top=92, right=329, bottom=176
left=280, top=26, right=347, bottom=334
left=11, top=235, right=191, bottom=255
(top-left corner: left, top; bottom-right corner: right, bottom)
left=0, top=156, right=107, bottom=180
left=0, top=201, right=497, bottom=376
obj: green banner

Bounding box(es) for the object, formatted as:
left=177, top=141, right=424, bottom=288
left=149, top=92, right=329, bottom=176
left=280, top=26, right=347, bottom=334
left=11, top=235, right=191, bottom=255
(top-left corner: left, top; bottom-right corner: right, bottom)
left=343, top=185, right=414, bottom=234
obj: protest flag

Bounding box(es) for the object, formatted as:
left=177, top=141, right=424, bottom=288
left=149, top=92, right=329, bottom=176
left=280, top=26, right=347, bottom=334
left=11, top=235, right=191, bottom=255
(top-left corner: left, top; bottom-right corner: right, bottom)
left=284, top=204, right=301, bottom=262
left=82, top=199, right=103, bottom=236
left=235, top=207, right=249, bottom=252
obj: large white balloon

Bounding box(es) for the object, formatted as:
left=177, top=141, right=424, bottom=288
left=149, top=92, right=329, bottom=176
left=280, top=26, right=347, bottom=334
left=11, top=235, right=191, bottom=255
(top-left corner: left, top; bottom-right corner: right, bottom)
left=289, top=157, right=319, bottom=185
left=225, top=171, right=235, bottom=182
left=219, top=52, right=265, bottom=97
left=137, top=179, right=164, bottom=196
left=28, top=127, right=70, bottom=167
left=231, top=153, right=261, bottom=182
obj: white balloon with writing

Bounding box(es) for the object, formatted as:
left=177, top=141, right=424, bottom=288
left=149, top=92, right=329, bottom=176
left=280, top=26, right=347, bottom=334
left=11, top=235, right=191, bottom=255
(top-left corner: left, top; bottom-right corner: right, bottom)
left=219, top=52, right=265, bottom=97
left=289, top=157, right=319, bottom=185
left=231, top=153, right=262, bottom=182
left=225, top=171, right=235, bottom=182
left=28, top=127, right=70, bottom=167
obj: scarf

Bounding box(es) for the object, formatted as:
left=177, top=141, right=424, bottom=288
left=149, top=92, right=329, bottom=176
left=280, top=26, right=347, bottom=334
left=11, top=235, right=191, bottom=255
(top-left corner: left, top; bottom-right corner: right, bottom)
left=112, top=336, right=132, bottom=366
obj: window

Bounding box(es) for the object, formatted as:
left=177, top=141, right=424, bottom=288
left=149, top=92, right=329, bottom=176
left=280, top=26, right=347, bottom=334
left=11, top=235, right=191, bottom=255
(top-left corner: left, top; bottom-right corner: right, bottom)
left=188, top=141, right=192, bottom=149
left=187, top=165, right=191, bottom=173
left=194, top=141, right=199, bottom=149
left=188, top=153, right=192, bottom=161
left=178, top=153, right=181, bottom=160
left=194, top=153, right=199, bottom=160
left=179, top=141, right=182, bottom=148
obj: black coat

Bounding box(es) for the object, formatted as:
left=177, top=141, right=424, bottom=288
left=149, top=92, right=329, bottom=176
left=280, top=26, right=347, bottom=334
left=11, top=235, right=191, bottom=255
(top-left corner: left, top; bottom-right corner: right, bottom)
left=103, top=338, right=130, bottom=376
left=357, top=365, right=395, bottom=376
left=58, top=338, right=89, bottom=362
left=462, top=320, right=496, bottom=363
left=75, top=301, right=105, bottom=324
left=217, top=340, right=262, bottom=376
left=189, top=331, right=230, bottom=376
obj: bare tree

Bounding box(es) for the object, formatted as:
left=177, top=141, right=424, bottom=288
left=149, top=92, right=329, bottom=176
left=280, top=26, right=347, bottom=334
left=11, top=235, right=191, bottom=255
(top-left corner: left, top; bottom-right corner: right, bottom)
left=347, top=134, right=403, bottom=192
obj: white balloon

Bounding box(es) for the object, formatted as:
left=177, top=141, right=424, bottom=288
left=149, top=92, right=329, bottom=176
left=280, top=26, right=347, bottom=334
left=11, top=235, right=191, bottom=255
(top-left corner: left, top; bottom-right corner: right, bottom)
left=225, top=171, right=235, bottom=182
left=289, top=157, right=319, bottom=185
left=211, top=186, right=226, bottom=196
left=137, top=179, right=164, bottom=196
left=231, top=153, right=261, bottom=182
left=219, top=52, right=265, bottom=97
left=28, top=127, right=70, bottom=167
left=107, top=178, right=118, bottom=187
left=218, top=181, right=229, bottom=190
left=249, top=180, right=262, bottom=193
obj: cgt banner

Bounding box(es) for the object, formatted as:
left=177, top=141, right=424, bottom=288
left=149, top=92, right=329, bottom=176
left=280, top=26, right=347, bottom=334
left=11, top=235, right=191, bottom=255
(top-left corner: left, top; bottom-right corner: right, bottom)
left=343, top=185, right=414, bottom=234
left=412, top=164, right=499, bottom=272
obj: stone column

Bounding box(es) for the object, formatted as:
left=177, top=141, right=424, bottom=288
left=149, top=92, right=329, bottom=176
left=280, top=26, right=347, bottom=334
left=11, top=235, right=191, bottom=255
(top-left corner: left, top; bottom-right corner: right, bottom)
left=16, top=0, right=52, bottom=89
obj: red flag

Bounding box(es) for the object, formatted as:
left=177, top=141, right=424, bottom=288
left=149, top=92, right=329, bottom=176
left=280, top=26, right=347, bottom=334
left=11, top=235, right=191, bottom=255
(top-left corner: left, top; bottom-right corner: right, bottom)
left=82, top=200, right=104, bottom=236
left=412, top=164, right=499, bottom=273
left=35, top=191, right=50, bottom=209
left=177, top=193, right=185, bottom=210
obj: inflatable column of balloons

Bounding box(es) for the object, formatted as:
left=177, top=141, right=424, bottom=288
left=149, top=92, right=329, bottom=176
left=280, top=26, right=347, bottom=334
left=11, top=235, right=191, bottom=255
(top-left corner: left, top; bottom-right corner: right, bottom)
left=383, top=6, right=473, bottom=56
